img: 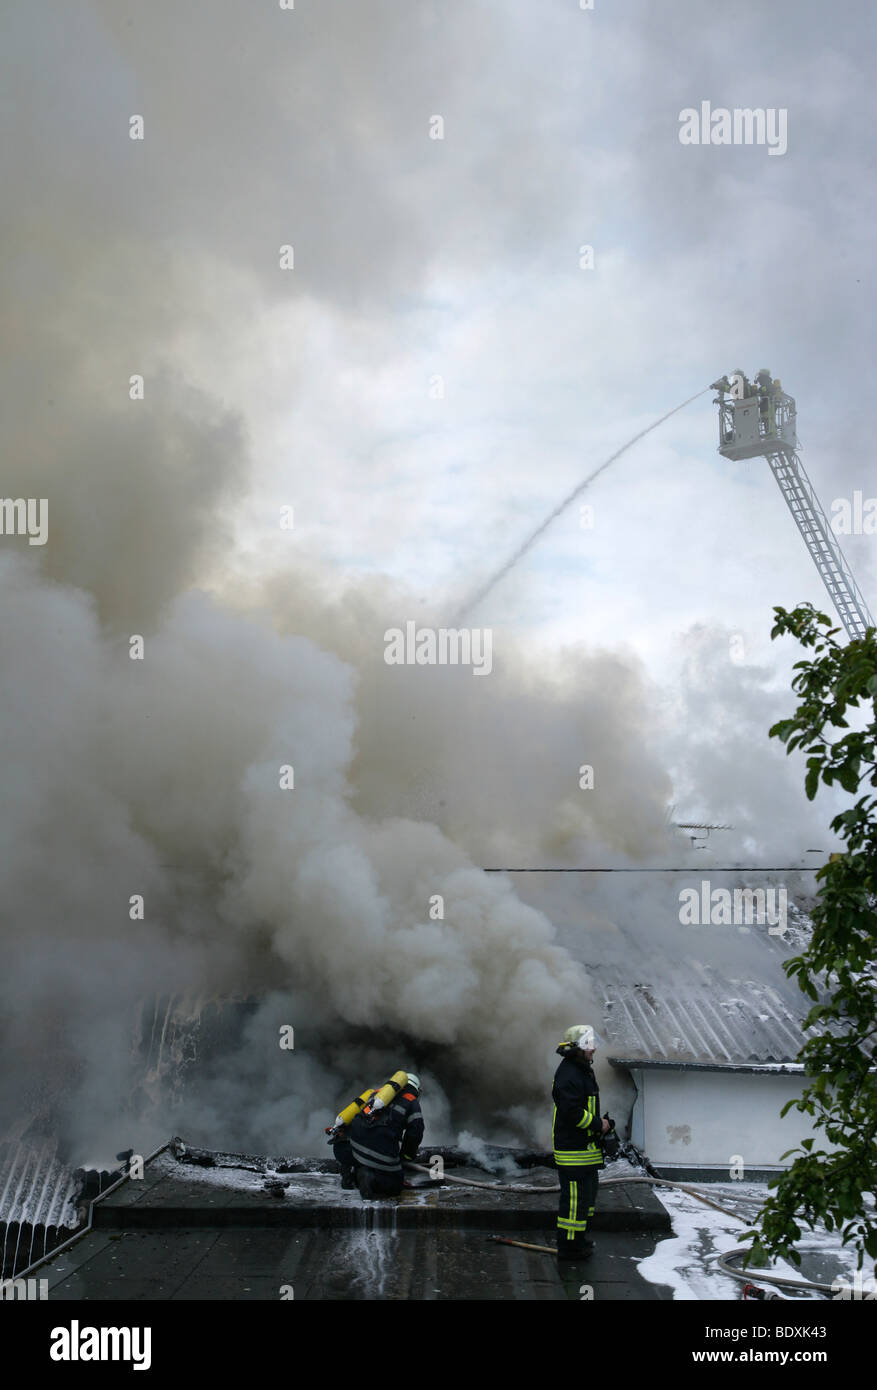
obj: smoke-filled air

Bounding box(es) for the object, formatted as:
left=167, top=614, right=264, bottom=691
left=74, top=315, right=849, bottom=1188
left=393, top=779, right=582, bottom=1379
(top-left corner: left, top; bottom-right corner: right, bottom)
left=0, top=536, right=834, bottom=1163
left=2, top=0, right=864, bottom=1171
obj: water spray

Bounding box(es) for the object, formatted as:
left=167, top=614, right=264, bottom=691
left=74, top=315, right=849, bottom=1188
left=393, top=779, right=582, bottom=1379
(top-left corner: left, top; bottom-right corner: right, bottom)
left=454, top=386, right=711, bottom=621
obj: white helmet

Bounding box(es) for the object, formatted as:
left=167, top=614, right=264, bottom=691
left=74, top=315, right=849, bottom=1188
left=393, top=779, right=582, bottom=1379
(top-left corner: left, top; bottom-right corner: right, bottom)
left=562, top=1024, right=596, bottom=1052
left=406, top=1073, right=421, bottom=1094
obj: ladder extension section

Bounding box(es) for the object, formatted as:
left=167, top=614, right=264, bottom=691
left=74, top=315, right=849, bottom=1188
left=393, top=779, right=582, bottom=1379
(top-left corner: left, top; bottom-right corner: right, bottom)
left=767, top=451, right=875, bottom=641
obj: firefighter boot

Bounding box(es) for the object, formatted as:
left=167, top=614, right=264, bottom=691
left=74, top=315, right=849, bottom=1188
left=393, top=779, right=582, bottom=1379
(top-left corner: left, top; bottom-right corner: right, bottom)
left=557, top=1232, right=594, bottom=1260
left=357, top=1169, right=376, bottom=1200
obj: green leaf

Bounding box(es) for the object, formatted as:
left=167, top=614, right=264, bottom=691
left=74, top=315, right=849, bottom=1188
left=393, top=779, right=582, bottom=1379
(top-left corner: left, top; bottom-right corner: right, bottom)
left=751, top=603, right=877, bottom=1275
left=839, top=765, right=861, bottom=793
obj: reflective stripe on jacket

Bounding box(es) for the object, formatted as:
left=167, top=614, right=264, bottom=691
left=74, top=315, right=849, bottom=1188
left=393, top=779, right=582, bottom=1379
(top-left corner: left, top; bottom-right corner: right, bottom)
left=349, top=1090, right=424, bottom=1173
left=552, top=1053, right=602, bottom=1167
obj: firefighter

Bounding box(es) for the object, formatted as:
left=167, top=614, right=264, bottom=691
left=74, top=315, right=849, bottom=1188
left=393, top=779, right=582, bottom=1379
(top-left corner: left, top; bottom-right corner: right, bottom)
left=731, top=367, right=752, bottom=399
left=552, top=1024, right=609, bottom=1260
left=754, top=368, right=776, bottom=436
left=332, top=1128, right=359, bottom=1190
left=343, top=1073, right=425, bottom=1199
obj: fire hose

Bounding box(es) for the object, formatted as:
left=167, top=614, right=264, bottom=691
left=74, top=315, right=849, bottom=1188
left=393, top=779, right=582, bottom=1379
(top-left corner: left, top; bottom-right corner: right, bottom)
left=405, top=1160, right=758, bottom=1217
left=716, top=1248, right=835, bottom=1297
left=405, top=1116, right=750, bottom=1219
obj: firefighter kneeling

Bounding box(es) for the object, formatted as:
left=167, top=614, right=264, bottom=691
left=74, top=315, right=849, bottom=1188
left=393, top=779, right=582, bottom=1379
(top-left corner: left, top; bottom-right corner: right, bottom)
left=329, top=1072, right=424, bottom=1200
left=552, top=1025, right=610, bottom=1260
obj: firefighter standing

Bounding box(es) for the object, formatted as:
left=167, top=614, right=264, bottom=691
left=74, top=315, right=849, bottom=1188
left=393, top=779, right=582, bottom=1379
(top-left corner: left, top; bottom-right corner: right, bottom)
left=755, top=368, right=775, bottom=434
left=552, top=1024, right=609, bottom=1260
left=333, top=1073, right=424, bottom=1200
left=731, top=367, right=753, bottom=398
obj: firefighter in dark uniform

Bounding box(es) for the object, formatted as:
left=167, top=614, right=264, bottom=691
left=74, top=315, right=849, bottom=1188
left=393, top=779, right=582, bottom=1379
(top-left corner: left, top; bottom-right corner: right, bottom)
left=755, top=368, right=775, bottom=435
left=335, top=1073, right=424, bottom=1199
left=731, top=367, right=752, bottom=399
left=552, top=1025, right=609, bottom=1260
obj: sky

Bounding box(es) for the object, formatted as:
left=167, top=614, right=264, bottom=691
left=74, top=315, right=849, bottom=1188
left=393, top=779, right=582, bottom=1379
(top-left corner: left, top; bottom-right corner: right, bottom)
left=4, top=0, right=874, bottom=660
left=1, top=0, right=875, bottom=1157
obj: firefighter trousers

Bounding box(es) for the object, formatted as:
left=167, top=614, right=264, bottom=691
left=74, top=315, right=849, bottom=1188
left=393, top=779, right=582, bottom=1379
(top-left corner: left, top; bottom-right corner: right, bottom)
left=557, top=1165, right=599, bottom=1244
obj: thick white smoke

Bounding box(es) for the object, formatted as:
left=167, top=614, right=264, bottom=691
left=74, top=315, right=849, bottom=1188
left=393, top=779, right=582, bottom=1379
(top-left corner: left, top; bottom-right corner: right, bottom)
left=0, top=545, right=679, bottom=1159
left=0, top=534, right=835, bottom=1165
left=2, top=1, right=846, bottom=1168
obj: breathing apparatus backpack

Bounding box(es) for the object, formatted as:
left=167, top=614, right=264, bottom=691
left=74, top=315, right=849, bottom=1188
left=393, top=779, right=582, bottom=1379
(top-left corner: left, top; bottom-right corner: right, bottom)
left=326, top=1070, right=409, bottom=1140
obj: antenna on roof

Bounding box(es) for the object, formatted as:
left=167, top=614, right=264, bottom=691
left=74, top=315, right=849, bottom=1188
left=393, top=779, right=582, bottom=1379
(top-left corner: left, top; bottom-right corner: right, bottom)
left=673, top=822, right=734, bottom=849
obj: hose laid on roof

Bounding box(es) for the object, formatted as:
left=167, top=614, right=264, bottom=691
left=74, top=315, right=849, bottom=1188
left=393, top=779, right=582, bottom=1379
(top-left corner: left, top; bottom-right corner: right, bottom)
left=718, top=1247, right=835, bottom=1296
left=405, top=1163, right=754, bottom=1222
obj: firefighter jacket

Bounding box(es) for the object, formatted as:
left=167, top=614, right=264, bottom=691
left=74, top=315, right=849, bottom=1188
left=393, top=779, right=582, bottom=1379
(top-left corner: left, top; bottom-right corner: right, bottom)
left=551, top=1048, right=603, bottom=1169
left=348, top=1089, right=425, bottom=1176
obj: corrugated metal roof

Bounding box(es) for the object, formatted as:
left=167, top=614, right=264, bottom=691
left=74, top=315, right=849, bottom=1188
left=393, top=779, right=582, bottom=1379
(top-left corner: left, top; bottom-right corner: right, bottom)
left=0, top=1138, right=79, bottom=1230
left=596, top=953, right=833, bottom=1068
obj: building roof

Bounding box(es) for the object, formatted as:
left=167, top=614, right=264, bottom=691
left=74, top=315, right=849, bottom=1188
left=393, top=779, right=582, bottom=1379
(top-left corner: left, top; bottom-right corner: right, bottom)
left=595, top=933, right=835, bottom=1070
left=22, top=1144, right=671, bottom=1302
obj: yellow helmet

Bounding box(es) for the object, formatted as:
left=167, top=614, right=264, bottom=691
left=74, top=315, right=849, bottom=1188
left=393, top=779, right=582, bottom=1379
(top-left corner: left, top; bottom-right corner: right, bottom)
left=562, top=1024, right=596, bottom=1051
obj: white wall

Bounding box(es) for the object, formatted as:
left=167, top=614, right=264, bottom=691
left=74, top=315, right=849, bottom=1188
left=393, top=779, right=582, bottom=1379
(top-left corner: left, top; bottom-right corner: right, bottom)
left=629, top=1068, right=825, bottom=1172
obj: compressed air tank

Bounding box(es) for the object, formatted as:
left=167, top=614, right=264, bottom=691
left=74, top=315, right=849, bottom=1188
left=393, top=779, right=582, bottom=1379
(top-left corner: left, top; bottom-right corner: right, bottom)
left=364, top=1070, right=409, bottom=1113
left=329, top=1088, right=376, bottom=1133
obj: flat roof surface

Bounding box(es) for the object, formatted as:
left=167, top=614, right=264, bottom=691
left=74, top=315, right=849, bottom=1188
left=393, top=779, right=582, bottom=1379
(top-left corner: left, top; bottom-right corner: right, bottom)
left=39, top=1225, right=673, bottom=1301
left=31, top=1149, right=674, bottom=1301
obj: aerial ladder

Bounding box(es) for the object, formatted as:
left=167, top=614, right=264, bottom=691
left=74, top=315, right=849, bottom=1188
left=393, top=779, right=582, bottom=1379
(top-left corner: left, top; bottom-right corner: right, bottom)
left=712, top=369, right=875, bottom=642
